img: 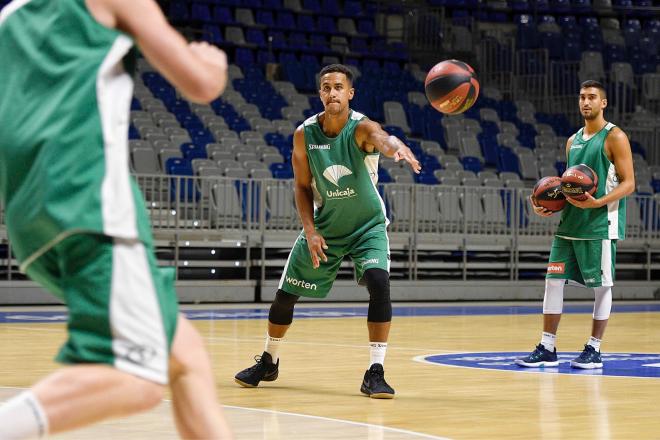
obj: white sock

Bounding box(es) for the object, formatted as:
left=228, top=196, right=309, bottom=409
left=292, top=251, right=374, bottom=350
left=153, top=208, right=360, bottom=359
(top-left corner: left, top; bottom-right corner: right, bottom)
left=0, top=390, right=49, bottom=439
left=541, top=332, right=556, bottom=351
left=587, top=336, right=602, bottom=351
left=369, top=342, right=387, bottom=367
left=264, top=334, right=283, bottom=363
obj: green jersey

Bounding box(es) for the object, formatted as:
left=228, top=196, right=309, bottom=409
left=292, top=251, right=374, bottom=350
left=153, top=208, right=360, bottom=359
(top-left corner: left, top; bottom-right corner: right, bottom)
left=556, top=122, right=626, bottom=240
left=0, top=0, right=148, bottom=270
left=303, top=110, right=388, bottom=240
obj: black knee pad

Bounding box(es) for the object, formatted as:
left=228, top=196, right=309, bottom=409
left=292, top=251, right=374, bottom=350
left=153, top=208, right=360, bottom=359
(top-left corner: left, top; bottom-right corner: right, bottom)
left=268, top=289, right=299, bottom=325
left=363, top=268, right=392, bottom=322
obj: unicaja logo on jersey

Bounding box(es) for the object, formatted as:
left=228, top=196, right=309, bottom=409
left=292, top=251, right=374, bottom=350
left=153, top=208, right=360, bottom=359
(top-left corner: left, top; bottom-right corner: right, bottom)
left=285, top=276, right=318, bottom=290
left=323, top=165, right=352, bottom=186
left=323, top=164, right=358, bottom=199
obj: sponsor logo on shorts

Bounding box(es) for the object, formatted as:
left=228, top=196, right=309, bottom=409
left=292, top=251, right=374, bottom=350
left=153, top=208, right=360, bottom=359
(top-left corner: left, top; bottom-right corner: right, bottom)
left=125, top=344, right=157, bottom=365
left=285, top=276, right=318, bottom=290
left=584, top=277, right=596, bottom=284
left=363, top=258, right=379, bottom=265
left=547, top=262, right=565, bottom=274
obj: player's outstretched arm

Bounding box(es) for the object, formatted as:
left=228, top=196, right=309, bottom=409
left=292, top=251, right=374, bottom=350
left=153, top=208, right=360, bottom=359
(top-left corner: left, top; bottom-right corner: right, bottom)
left=292, top=126, right=327, bottom=268
left=88, top=0, right=227, bottom=103
left=355, top=120, right=421, bottom=174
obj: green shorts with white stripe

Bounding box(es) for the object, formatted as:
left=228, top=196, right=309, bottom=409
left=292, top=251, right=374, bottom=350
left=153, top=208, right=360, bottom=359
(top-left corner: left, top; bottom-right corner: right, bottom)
left=24, top=233, right=179, bottom=384
left=278, top=223, right=390, bottom=298
left=546, top=236, right=616, bottom=288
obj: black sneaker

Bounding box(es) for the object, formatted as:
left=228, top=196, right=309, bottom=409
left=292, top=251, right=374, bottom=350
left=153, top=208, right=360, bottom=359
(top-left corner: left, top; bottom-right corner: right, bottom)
left=360, top=363, right=395, bottom=399
left=234, top=351, right=279, bottom=387
left=570, top=344, right=603, bottom=369
left=514, top=344, right=559, bottom=367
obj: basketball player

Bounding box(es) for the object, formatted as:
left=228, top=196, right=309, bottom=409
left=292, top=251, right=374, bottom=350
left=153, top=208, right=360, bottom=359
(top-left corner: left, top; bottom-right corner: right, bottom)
left=516, top=80, right=634, bottom=369
left=234, top=64, right=421, bottom=398
left=0, top=0, right=232, bottom=438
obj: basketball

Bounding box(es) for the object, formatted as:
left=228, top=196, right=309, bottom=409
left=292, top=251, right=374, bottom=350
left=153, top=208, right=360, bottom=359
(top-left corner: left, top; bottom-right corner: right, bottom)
left=561, top=164, right=598, bottom=201
left=424, top=59, right=480, bottom=115
left=533, top=176, right=566, bottom=212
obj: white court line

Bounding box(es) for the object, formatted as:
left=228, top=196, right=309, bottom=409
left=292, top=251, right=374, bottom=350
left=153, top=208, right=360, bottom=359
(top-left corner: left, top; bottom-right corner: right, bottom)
left=221, top=404, right=451, bottom=440
left=0, top=386, right=450, bottom=440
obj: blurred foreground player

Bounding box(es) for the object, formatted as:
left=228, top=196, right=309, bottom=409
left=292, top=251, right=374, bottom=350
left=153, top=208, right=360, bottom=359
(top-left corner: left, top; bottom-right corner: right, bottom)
left=234, top=64, right=421, bottom=398
left=516, top=80, right=634, bottom=369
left=0, top=0, right=232, bottom=438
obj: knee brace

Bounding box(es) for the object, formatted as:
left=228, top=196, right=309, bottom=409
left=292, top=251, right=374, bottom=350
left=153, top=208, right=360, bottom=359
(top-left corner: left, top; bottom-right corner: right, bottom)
left=543, top=278, right=566, bottom=315
left=593, top=286, right=612, bottom=320
left=268, top=289, right=299, bottom=325
left=363, top=268, right=392, bottom=322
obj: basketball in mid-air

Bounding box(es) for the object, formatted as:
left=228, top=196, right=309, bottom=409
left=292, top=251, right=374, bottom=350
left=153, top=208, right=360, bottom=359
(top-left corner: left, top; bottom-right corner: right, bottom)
left=424, top=59, right=479, bottom=115
left=561, top=164, right=598, bottom=201
left=533, top=176, right=566, bottom=212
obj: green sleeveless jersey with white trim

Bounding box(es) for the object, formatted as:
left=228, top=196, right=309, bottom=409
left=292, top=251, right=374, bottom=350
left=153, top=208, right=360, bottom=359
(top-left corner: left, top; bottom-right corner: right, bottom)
left=0, top=0, right=148, bottom=266
left=556, top=122, right=626, bottom=240
left=303, top=110, right=387, bottom=239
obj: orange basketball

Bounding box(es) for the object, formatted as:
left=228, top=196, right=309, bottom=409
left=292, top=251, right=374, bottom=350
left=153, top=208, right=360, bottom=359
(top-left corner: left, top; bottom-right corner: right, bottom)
left=424, top=59, right=480, bottom=115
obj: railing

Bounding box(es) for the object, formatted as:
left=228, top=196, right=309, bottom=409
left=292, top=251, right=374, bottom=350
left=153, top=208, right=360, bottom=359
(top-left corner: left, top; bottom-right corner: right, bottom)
left=3, top=175, right=659, bottom=282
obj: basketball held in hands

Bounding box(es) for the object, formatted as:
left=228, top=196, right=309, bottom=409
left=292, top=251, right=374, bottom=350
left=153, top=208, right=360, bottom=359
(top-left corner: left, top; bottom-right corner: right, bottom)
left=561, top=164, right=598, bottom=201
left=533, top=176, right=566, bottom=212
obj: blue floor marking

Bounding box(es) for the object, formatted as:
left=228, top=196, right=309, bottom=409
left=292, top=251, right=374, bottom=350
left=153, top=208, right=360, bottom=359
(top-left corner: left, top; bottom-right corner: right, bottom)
left=422, top=352, right=660, bottom=378
left=1, top=303, right=659, bottom=323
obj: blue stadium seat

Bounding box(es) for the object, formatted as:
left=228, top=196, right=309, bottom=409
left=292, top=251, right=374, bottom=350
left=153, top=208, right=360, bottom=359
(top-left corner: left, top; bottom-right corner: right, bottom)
left=302, top=0, right=322, bottom=13
left=202, top=24, right=223, bottom=45
left=270, top=163, right=294, bottom=179
left=191, top=3, right=211, bottom=22
left=263, top=0, right=283, bottom=8
left=246, top=29, right=266, bottom=48
left=275, top=11, right=296, bottom=29
left=212, top=6, right=234, bottom=24
left=168, top=1, right=189, bottom=22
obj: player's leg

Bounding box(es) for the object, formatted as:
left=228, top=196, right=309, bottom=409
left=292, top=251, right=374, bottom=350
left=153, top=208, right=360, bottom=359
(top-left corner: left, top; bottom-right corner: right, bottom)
left=351, top=227, right=394, bottom=398
left=0, top=234, right=172, bottom=438
left=516, top=237, right=580, bottom=367
left=168, top=315, right=232, bottom=439
left=235, top=235, right=341, bottom=388
left=364, top=268, right=392, bottom=364
left=570, top=239, right=615, bottom=369
left=234, top=289, right=298, bottom=388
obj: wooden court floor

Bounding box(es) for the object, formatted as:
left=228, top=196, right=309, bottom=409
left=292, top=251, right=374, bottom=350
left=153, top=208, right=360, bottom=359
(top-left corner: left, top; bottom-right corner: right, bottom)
left=1, top=302, right=659, bottom=439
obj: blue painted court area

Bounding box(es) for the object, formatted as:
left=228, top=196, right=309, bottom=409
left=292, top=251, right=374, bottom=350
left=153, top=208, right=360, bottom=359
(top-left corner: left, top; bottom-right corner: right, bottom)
left=420, top=352, right=660, bottom=378
left=0, top=303, right=659, bottom=323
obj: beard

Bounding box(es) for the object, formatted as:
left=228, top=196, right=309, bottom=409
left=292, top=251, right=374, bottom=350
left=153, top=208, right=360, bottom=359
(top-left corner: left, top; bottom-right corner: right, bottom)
left=582, top=109, right=600, bottom=120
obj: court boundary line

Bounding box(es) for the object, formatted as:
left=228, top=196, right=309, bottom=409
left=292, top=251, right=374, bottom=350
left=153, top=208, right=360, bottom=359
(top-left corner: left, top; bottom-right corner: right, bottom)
left=0, top=386, right=451, bottom=440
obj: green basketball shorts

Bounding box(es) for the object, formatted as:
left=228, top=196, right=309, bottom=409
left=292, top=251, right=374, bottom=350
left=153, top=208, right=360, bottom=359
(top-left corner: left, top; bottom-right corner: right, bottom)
left=278, top=224, right=390, bottom=298
left=546, top=236, right=616, bottom=288
left=24, top=233, right=179, bottom=384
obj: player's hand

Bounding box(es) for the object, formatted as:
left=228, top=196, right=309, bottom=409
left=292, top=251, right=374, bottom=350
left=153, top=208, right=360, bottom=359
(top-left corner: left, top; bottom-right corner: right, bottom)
left=393, top=145, right=421, bottom=174
left=305, top=231, right=328, bottom=269
left=189, top=41, right=227, bottom=72
left=565, top=192, right=602, bottom=209
left=529, top=195, right=554, bottom=217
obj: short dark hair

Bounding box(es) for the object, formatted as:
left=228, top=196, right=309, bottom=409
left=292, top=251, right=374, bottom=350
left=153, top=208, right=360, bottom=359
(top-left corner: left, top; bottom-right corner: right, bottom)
left=580, top=80, right=607, bottom=98
left=318, top=64, right=353, bottom=86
